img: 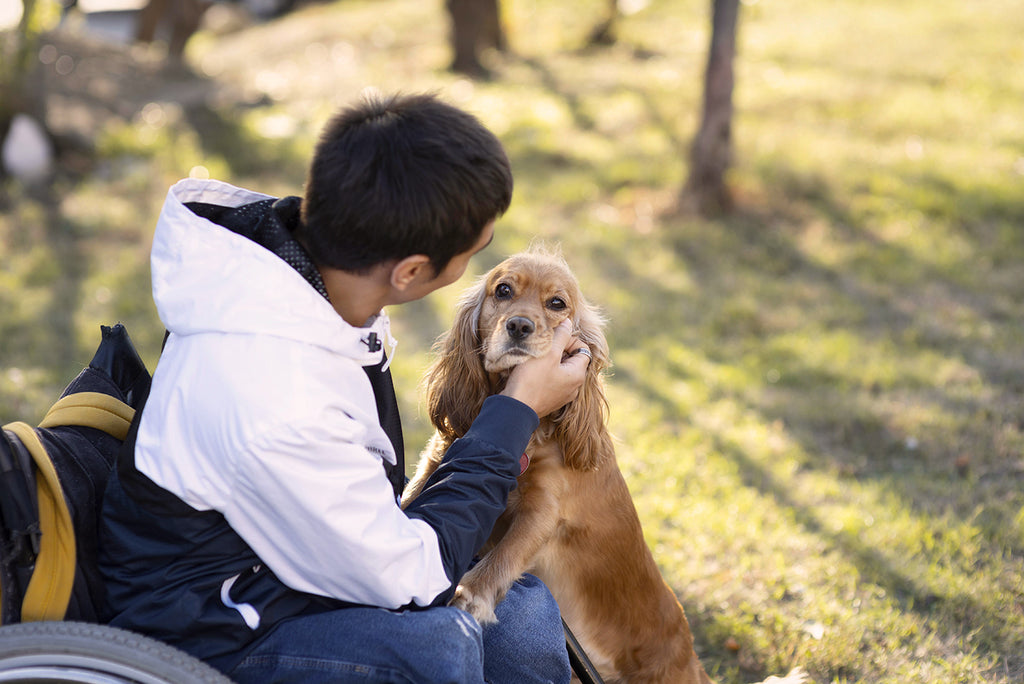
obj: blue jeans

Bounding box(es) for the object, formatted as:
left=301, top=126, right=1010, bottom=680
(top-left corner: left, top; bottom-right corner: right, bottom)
left=224, top=574, right=571, bottom=684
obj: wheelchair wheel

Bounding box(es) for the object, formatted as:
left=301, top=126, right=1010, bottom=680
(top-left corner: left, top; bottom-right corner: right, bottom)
left=0, top=621, right=234, bottom=683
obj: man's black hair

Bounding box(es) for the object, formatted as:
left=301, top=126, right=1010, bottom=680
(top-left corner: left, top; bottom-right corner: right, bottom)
left=299, top=92, right=513, bottom=275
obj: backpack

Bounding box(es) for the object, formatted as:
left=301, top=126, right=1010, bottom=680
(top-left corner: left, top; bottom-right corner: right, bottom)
left=0, top=323, right=151, bottom=624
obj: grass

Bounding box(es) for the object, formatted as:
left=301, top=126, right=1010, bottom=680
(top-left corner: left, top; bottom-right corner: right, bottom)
left=2, top=0, right=1023, bottom=681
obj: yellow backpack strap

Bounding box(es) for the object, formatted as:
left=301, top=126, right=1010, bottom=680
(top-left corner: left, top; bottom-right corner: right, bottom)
left=2, top=421, right=76, bottom=622
left=38, top=392, right=135, bottom=441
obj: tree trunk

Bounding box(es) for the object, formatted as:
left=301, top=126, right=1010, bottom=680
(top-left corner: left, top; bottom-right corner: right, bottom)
left=136, top=0, right=210, bottom=59
left=446, top=0, right=505, bottom=78
left=135, top=0, right=170, bottom=43
left=684, top=0, right=740, bottom=216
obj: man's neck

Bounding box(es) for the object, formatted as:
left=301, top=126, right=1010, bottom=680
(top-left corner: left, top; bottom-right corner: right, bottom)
left=318, top=264, right=393, bottom=327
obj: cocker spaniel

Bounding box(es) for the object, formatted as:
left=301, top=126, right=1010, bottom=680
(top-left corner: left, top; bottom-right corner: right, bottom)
left=403, top=247, right=805, bottom=684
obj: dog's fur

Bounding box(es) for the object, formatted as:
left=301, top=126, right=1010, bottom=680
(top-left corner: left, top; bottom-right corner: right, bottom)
left=403, top=247, right=805, bottom=684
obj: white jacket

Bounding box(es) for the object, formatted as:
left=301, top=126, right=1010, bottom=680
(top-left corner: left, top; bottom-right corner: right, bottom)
left=135, top=179, right=451, bottom=608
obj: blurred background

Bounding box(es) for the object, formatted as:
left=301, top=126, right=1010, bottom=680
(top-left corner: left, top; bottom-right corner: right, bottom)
left=2, top=1, right=1023, bottom=682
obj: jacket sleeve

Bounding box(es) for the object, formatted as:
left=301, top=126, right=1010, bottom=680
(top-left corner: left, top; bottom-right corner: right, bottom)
left=220, top=395, right=534, bottom=610
left=403, top=394, right=537, bottom=605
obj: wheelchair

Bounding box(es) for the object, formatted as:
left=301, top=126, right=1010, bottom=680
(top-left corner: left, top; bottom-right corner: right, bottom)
left=0, top=621, right=232, bottom=683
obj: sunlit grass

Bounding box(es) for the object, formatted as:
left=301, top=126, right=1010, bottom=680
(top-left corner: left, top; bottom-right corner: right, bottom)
left=2, top=0, right=1022, bottom=681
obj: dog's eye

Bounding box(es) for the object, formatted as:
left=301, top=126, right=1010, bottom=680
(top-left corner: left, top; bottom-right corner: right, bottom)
left=547, top=297, right=567, bottom=311
left=495, top=283, right=513, bottom=299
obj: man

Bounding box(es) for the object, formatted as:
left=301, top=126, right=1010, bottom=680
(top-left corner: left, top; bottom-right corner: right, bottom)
left=99, top=92, right=589, bottom=683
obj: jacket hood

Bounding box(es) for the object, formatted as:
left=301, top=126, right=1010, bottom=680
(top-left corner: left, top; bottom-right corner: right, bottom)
left=151, top=178, right=389, bottom=366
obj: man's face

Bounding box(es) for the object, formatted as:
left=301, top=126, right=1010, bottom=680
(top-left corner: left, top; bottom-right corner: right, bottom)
left=412, top=220, right=496, bottom=298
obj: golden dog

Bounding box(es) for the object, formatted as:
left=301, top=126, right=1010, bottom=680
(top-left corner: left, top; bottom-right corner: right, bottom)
left=403, top=248, right=805, bottom=684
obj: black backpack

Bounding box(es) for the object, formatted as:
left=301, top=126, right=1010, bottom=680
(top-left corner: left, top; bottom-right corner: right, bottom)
left=0, top=323, right=150, bottom=624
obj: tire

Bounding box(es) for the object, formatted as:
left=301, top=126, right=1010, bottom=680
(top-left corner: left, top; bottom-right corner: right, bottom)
left=0, top=621, right=235, bottom=683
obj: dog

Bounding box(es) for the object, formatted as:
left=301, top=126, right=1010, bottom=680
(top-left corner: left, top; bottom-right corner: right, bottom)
left=403, top=247, right=805, bottom=684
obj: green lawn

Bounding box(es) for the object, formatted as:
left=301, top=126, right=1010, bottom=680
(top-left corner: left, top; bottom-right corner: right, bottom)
left=2, top=0, right=1022, bottom=681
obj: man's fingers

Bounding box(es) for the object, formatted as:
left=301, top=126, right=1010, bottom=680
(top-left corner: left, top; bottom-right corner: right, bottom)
left=551, top=319, right=574, bottom=352
left=552, top=320, right=591, bottom=368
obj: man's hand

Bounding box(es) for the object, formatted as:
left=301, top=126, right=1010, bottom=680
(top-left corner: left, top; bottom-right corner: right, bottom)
left=500, top=320, right=590, bottom=418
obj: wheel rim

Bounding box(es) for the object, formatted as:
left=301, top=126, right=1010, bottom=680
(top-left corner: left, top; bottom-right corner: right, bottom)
left=0, top=652, right=178, bottom=684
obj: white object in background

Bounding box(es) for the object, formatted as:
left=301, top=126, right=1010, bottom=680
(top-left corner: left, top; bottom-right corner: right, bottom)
left=2, top=113, right=54, bottom=183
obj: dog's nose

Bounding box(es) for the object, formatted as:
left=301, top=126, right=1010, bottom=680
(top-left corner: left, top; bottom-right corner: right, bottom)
left=505, top=316, right=535, bottom=340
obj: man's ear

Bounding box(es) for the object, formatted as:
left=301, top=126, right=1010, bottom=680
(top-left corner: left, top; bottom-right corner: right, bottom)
left=390, top=254, right=432, bottom=291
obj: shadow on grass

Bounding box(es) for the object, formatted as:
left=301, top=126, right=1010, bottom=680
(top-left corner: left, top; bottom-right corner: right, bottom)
left=664, top=168, right=1024, bottom=522
left=717, top=426, right=1021, bottom=675
left=559, top=149, right=1024, bottom=674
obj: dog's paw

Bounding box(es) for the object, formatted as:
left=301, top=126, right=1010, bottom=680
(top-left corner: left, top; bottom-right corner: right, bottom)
left=450, top=583, right=499, bottom=625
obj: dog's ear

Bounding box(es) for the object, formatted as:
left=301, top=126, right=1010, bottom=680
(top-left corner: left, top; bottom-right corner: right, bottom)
left=426, top=278, right=491, bottom=440
left=556, top=299, right=613, bottom=471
